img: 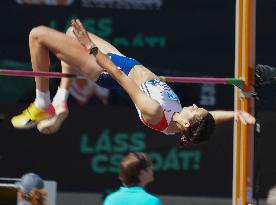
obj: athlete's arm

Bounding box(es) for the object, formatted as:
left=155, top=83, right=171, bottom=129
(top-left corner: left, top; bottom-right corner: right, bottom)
left=72, top=19, right=163, bottom=123
left=209, top=110, right=256, bottom=124
left=95, top=51, right=163, bottom=122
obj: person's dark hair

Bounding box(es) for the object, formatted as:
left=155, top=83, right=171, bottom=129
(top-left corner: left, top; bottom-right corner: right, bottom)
left=178, top=112, right=215, bottom=147
left=119, top=152, right=152, bottom=187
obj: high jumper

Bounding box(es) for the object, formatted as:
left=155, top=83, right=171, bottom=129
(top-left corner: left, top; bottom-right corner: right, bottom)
left=11, top=19, right=255, bottom=146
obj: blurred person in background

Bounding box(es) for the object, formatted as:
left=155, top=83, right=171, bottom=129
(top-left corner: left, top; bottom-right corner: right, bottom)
left=16, top=172, right=48, bottom=205
left=11, top=19, right=255, bottom=146
left=103, top=152, right=163, bottom=205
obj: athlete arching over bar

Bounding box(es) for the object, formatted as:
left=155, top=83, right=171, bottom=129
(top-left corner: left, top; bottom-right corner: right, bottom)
left=11, top=19, right=255, bottom=146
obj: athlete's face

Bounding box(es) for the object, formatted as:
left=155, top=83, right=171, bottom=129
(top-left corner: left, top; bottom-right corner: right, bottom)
left=177, top=104, right=208, bottom=129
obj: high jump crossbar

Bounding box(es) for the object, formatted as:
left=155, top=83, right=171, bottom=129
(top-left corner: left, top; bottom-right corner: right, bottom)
left=0, top=69, right=245, bottom=89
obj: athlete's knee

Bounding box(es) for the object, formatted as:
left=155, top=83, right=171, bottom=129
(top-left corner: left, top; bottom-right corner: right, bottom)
left=29, top=26, right=49, bottom=43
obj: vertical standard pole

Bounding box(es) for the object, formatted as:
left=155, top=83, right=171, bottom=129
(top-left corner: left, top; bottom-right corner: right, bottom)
left=233, top=0, right=243, bottom=204
left=233, top=0, right=255, bottom=205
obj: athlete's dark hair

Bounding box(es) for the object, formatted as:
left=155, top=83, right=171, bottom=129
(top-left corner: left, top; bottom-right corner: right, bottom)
left=119, top=152, right=152, bottom=187
left=178, top=112, right=215, bottom=147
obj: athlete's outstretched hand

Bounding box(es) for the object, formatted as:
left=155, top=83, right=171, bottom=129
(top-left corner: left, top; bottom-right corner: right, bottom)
left=71, top=19, right=95, bottom=50
left=235, top=111, right=256, bottom=125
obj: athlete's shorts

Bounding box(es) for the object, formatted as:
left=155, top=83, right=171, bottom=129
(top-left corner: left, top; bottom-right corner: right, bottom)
left=96, top=53, right=140, bottom=89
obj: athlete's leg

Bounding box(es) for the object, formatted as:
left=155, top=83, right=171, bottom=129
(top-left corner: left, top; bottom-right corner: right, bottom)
left=29, top=25, right=103, bottom=81
left=51, top=25, right=121, bottom=105
left=29, top=25, right=103, bottom=110
left=12, top=26, right=104, bottom=129
left=38, top=27, right=79, bottom=134
left=37, top=26, right=122, bottom=134
left=36, top=59, right=73, bottom=134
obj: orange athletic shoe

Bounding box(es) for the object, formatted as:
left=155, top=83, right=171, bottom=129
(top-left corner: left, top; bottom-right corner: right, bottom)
left=37, top=103, right=69, bottom=134
left=11, top=103, right=55, bottom=129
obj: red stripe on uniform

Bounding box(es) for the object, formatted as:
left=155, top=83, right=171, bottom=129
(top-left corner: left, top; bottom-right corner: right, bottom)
left=141, top=111, right=168, bottom=132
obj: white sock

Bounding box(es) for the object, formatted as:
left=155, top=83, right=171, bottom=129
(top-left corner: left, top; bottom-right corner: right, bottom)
left=34, top=89, right=51, bottom=110
left=52, top=87, right=69, bottom=105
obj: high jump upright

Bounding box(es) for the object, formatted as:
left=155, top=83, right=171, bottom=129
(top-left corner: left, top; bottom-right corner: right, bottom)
left=233, top=0, right=255, bottom=205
